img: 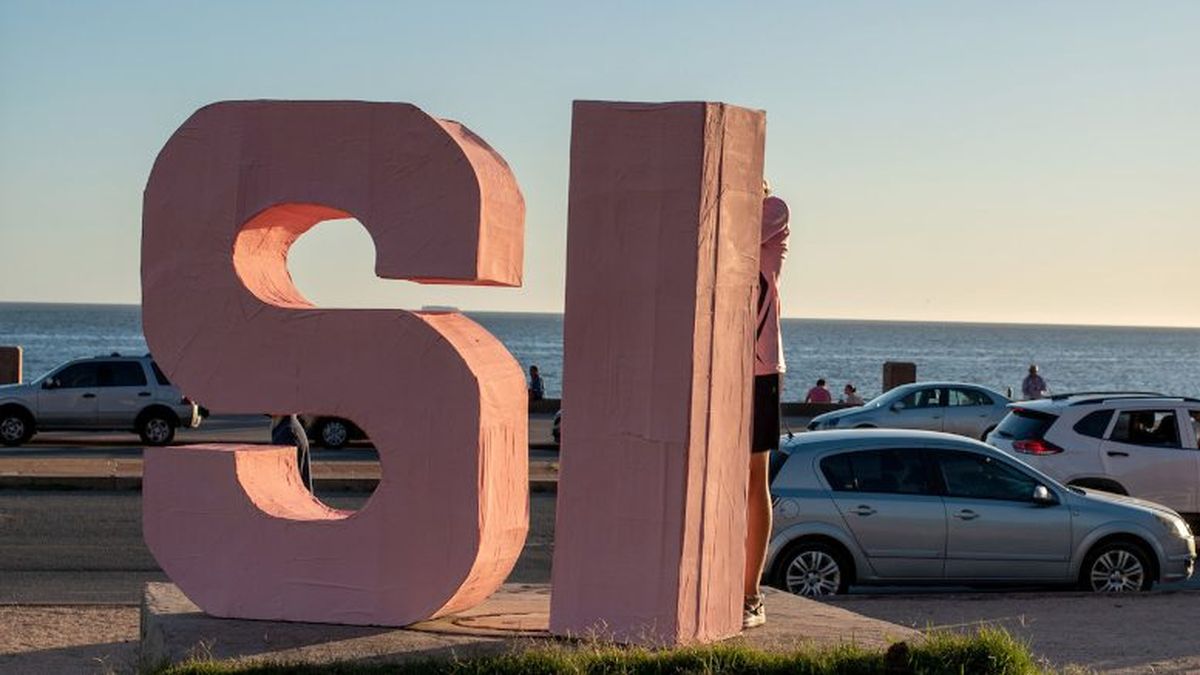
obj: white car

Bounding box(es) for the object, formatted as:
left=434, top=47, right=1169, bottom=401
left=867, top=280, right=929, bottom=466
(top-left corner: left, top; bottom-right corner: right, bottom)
left=987, top=393, right=1200, bottom=528
left=0, top=354, right=200, bottom=446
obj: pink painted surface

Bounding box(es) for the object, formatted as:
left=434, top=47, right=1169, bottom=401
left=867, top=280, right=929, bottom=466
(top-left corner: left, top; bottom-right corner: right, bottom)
left=141, top=101, right=528, bottom=626
left=550, top=101, right=766, bottom=645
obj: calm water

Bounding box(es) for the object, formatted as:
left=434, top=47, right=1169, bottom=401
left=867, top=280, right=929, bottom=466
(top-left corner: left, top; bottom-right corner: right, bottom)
left=1, top=303, right=1197, bottom=401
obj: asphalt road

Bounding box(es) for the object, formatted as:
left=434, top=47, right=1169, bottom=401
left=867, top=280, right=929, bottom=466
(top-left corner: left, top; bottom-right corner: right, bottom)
left=0, top=489, right=557, bottom=605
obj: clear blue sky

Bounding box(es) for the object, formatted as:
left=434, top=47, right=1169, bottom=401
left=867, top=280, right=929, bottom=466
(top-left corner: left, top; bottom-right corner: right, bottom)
left=2, top=1, right=1197, bottom=326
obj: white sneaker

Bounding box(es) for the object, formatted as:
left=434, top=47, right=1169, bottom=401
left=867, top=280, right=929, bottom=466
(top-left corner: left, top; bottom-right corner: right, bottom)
left=742, top=594, right=765, bottom=629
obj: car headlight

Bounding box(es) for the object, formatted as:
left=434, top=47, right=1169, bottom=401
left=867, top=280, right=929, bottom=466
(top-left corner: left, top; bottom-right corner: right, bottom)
left=1156, top=514, right=1192, bottom=540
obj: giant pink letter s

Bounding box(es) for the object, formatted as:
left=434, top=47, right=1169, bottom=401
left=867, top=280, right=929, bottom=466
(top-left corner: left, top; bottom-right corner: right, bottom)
left=141, top=101, right=528, bottom=626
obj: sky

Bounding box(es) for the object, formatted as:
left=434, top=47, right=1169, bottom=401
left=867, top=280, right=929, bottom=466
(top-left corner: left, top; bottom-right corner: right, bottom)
left=1, top=1, right=1197, bottom=327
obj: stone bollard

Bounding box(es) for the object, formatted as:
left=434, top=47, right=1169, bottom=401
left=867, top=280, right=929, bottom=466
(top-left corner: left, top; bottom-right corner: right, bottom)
left=882, top=361, right=915, bottom=392
left=0, top=346, right=21, bottom=385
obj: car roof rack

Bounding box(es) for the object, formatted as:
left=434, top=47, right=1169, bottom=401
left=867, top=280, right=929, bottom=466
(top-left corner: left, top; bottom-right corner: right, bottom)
left=1067, top=394, right=1200, bottom=406
left=1049, top=391, right=1164, bottom=401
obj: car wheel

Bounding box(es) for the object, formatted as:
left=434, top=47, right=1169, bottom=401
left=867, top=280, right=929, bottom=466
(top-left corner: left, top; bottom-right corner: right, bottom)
left=1082, top=541, right=1153, bottom=593
left=318, top=419, right=350, bottom=449
left=138, top=412, right=177, bottom=446
left=773, top=541, right=851, bottom=597
left=0, top=409, right=34, bottom=447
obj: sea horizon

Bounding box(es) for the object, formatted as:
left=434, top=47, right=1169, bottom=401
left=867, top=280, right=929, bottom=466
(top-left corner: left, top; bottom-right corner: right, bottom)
left=2, top=300, right=1197, bottom=333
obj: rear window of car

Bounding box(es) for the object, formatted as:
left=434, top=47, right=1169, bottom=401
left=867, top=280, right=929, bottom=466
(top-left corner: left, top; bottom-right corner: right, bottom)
left=993, top=408, right=1057, bottom=440
left=150, top=361, right=172, bottom=386
left=1073, top=410, right=1113, bottom=439
left=99, top=361, right=147, bottom=387
left=820, top=449, right=931, bottom=495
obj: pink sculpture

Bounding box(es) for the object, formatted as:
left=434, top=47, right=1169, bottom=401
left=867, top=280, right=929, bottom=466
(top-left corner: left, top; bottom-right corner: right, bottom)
left=141, top=102, right=528, bottom=625
left=550, top=101, right=767, bottom=644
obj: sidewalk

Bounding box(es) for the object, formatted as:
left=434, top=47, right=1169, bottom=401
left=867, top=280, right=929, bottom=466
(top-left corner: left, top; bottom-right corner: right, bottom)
left=0, top=453, right=561, bottom=492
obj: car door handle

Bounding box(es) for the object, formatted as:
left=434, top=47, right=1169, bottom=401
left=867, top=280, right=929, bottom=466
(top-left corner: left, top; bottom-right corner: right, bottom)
left=849, top=505, right=876, bottom=517
left=953, top=509, right=979, bottom=520
left=81, top=393, right=96, bottom=399
left=138, top=392, right=151, bottom=397
left=1107, top=451, right=1129, bottom=458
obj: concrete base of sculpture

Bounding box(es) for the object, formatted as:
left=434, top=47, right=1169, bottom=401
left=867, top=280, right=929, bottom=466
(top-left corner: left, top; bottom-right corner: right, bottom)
left=140, top=582, right=917, bottom=668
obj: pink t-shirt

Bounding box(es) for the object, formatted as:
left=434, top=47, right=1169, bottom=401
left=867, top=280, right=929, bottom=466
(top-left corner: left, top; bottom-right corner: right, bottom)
left=805, top=386, right=832, bottom=403
left=755, top=196, right=790, bottom=376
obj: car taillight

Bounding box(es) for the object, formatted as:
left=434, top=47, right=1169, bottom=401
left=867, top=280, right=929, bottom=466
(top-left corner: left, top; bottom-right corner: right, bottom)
left=1013, top=439, right=1063, bottom=455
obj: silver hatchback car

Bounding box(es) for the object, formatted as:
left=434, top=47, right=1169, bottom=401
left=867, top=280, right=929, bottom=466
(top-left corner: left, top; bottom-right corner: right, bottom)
left=807, top=382, right=1010, bottom=440
left=766, top=429, right=1195, bottom=597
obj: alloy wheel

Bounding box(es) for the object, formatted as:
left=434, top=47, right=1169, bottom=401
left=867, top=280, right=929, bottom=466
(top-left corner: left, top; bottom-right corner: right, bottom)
left=1090, top=549, right=1145, bottom=592
left=785, top=550, right=842, bottom=597
left=0, top=417, right=25, bottom=442
left=145, top=418, right=172, bottom=444
left=321, top=421, right=349, bottom=448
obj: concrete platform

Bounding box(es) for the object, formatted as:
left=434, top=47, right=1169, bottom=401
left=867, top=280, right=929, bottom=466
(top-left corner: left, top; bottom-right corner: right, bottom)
left=140, top=582, right=917, bottom=667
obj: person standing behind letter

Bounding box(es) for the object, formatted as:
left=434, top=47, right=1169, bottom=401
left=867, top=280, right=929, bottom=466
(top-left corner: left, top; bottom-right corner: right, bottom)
left=744, top=180, right=789, bottom=630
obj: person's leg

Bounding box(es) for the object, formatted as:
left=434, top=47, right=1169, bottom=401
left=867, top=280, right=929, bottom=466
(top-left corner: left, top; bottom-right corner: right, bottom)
left=744, top=450, right=772, bottom=598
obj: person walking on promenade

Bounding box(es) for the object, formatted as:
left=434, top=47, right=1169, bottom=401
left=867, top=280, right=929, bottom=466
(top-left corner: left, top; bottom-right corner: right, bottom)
left=744, top=180, right=789, bottom=630
left=1022, top=364, right=1048, bottom=400
left=841, top=383, right=864, bottom=405
left=271, top=414, right=312, bottom=493
left=528, top=365, right=545, bottom=401
left=805, top=378, right=832, bottom=404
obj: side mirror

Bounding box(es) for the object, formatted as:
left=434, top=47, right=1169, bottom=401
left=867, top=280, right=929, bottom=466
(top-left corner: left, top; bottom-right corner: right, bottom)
left=42, top=378, right=59, bottom=390
left=1033, top=485, right=1057, bottom=505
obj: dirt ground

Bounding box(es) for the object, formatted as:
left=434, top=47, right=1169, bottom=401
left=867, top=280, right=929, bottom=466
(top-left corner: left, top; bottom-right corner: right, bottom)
left=4, top=590, right=1200, bottom=673
left=0, top=606, right=139, bottom=674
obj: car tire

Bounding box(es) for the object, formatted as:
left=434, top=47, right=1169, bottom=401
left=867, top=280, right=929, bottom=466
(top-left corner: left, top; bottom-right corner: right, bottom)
left=138, top=411, right=177, bottom=446
left=0, top=408, right=34, bottom=447
left=772, top=540, right=851, bottom=597
left=318, top=418, right=350, bottom=450
left=1081, top=540, right=1154, bottom=593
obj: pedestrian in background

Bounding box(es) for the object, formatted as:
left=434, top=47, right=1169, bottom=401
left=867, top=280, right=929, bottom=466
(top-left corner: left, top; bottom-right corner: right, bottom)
left=528, top=365, right=545, bottom=401
left=841, top=383, right=864, bottom=405
left=1022, top=364, right=1048, bottom=400
left=271, top=414, right=312, bottom=493
left=805, top=378, right=832, bottom=404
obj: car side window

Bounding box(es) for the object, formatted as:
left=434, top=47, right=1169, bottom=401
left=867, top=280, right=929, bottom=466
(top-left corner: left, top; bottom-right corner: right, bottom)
left=99, top=362, right=148, bottom=387
left=936, top=451, right=1039, bottom=502
left=900, top=388, right=944, bottom=409
left=1110, top=410, right=1180, bottom=448
left=949, top=388, right=988, bottom=407
left=1073, top=410, right=1113, bottom=439
left=820, top=449, right=932, bottom=495
left=1191, top=411, right=1200, bottom=448
left=52, top=363, right=100, bottom=388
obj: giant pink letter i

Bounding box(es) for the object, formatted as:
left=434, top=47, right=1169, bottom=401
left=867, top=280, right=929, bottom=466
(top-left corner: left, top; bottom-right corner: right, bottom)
left=141, top=102, right=529, bottom=625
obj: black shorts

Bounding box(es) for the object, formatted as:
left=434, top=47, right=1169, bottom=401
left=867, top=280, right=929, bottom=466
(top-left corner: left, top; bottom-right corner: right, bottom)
left=751, top=374, right=781, bottom=453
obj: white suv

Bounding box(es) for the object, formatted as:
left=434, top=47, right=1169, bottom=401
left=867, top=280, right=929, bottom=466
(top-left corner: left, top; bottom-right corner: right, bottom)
left=987, top=393, right=1200, bottom=527
left=0, top=354, right=200, bottom=446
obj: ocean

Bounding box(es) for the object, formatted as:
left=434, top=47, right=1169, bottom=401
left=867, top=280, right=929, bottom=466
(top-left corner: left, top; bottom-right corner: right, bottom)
left=1, top=302, right=1197, bottom=402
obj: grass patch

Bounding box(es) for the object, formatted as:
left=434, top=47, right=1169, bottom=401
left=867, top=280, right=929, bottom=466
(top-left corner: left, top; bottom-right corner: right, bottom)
left=158, top=627, right=1047, bottom=674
